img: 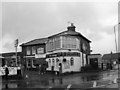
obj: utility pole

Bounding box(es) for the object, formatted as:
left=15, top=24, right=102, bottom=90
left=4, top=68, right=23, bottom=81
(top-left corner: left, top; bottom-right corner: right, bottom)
left=15, top=39, right=18, bottom=66
left=114, top=23, right=120, bottom=89
left=114, top=26, right=117, bottom=53
left=118, top=22, right=120, bottom=90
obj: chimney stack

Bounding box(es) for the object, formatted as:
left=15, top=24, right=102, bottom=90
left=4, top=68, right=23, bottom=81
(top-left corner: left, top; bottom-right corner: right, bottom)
left=67, top=23, right=76, bottom=32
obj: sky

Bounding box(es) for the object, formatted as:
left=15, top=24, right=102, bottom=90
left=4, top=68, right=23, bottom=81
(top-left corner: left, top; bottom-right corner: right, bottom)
left=1, top=0, right=119, bottom=55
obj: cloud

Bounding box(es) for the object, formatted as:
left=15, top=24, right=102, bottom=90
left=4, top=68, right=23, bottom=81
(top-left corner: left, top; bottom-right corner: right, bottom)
left=98, top=15, right=118, bottom=27
left=2, top=2, right=118, bottom=54
left=91, top=32, right=116, bottom=54
left=0, top=34, right=18, bottom=53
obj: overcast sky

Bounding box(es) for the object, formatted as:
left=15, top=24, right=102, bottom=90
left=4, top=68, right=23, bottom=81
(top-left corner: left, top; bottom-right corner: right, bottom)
left=1, top=0, right=119, bottom=55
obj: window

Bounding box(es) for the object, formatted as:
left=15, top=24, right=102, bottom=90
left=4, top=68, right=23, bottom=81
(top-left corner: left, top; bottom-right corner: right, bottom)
left=56, top=58, right=59, bottom=62
left=37, top=47, right=44, bottom=54
left=49, top=59, right=51, bottom=67
left=56, top=58, right=59, bottom=68
left=62, top=36, right=77, bottom=49
left=52, top=59, right=55, bottom=66
left=63, top=58, right=67, bottom=63
left=46, top=37, right=61, bottom=52
left=26, top=47, right=31, bottom=55
left=32, top=46, right=36, bottom=55
left=70, top=57, right=74, bottom=66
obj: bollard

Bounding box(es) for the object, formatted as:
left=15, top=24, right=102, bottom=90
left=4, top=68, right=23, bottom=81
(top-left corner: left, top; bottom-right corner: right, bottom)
left=93, top=81, right=97, bottom=87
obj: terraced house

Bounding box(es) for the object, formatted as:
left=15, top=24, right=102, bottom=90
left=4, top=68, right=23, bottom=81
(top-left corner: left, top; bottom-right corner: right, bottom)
left=21, top=24, right=91, bottom=73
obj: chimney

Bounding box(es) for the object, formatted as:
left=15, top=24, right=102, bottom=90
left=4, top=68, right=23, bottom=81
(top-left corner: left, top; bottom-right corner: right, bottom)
left=67, top=23, right=76, bottom=32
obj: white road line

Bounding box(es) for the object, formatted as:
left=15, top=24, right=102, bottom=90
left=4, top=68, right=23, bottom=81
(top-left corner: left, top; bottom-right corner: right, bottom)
left=91, top=85, right=106, bottom=88
left=46, top=86, right=52, bottom=90
left=66, top=84, right=72, bottom=90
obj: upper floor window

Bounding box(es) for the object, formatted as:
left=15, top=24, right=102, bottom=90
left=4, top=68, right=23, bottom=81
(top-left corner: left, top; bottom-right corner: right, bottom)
left=46, top=37, right=61, bottom=52
left=37, top=47, right=44, bottom=54
left=32, top=46, right=36, bottom=55
left=26, top=47, right=31, bottom=55
left=62, top=36, right=77, bottom=49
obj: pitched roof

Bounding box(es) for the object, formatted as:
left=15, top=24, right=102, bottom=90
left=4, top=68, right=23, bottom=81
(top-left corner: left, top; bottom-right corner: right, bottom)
left=21, top=38, right=48, bottom=46
left=48, top=30, right=91, bottom=42
left=102, top=53, right=120, bottom=60
left=0, top=52, right=21, bottom=57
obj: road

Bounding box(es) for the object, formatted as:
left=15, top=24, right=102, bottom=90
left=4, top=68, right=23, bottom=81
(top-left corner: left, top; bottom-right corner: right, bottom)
left=1, top=69, right=119, bottom=89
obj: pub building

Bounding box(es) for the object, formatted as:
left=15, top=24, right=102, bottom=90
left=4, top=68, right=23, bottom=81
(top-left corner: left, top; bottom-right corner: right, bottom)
left=20, top=38, right=48, bottom=70
left=20, top=24, right=91, bottom=72
left=46, top=23, right=91, bottom=73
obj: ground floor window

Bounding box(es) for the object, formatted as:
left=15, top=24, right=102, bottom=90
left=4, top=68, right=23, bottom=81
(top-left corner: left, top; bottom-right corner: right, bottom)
left=70, top=57, right=74, bottom=66
left=56, top=58, right=59, bottom=68
left=49, top=59, right=51, bottom=67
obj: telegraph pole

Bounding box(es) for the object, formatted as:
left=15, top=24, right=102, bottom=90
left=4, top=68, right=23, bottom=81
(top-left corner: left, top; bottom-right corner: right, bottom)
left=15, top=39, right=18, bottom=66
left=118, top=22, right=120, bottom=90
left=114, top=23, right=120, bottom=89
left=114, top=26, right=117, bottom=53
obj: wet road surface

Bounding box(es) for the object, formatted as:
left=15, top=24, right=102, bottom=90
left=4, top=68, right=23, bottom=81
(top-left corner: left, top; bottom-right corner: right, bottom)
left=1, top=70, right=118, bottom=89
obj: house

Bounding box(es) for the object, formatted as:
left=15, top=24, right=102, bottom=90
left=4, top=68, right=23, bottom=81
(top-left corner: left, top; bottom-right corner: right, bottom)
left=20, top=38, right=48, bottom=70
left=46, top=23, right=91, bottom=73
left=102, top=52, right=120, bottom=70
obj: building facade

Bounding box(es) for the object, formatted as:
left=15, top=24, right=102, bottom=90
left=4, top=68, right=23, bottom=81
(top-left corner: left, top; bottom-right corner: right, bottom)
left=46, top=24, right=91, bottom=73
left=0, top=52, right=22, bottom=67
left=102, top=52, right=120, bottom=70
left=87, top=54, right=102, bottom=69
left=20, top=38, right=48, bottom=69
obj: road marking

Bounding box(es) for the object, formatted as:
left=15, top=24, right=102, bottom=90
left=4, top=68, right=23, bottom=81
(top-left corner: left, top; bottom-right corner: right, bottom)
left=66, top=84, right=72, bottom=90
left=113, top=78, right=117, bottom=84
left=91, top=85, right=106, bottom=88
left=46, top=86, right=52, bottom=90
left=93, top=81, right=97, bottom=87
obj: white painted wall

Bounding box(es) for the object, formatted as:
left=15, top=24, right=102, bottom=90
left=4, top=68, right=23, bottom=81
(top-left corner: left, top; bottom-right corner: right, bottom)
left=46, top=56, right=82, bottom=73
left=63, top=56, right=82, bottom=73
left=46, top=50, right=85, bottom=73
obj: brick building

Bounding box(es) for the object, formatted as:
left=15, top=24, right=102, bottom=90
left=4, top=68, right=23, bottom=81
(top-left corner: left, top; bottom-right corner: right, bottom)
left=20, top=38, right=48, bottom=69
left=102, top=52, right=120, bottom=70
